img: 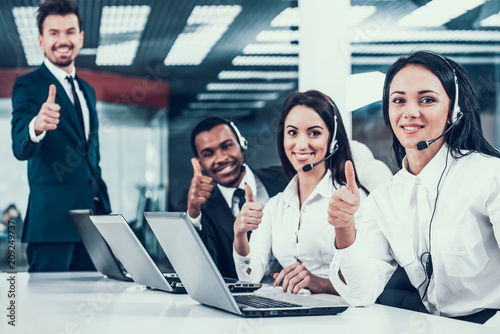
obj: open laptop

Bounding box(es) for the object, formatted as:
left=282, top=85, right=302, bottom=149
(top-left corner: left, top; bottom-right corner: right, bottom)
left=144, top=212, right=349, bottom=317
left=70, top=209, right=132, bottom=282
left=90, top=214, right=261, bottom=294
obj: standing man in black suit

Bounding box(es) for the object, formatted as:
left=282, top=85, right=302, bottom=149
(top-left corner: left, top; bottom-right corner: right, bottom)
left=185, top=117, right=288, bottom=279
left=11, top=0, right=111, bottom=272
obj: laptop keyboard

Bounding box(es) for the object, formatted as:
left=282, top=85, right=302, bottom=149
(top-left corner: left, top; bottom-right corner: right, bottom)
left=234, top=294, right=302, bottom=309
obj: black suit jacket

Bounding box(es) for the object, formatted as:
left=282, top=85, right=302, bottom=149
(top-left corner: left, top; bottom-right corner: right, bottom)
left=198, top=166, right=288, bottom=279
left=11, top=63, right=111, bottom=243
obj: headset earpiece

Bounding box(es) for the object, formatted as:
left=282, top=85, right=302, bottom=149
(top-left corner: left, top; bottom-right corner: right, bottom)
left=224, top=118, right=248, bottom=151
left=330, top=114, right=338, bottom=154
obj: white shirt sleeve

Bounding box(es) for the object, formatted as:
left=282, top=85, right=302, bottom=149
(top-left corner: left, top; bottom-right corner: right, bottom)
left=233, top=199, right=274, bottom=283
left=187, top=212, right=203, bottom=231
left=487, top=169, right=500, bottom=246
left=29, top=117, right=46, bottom=143
left=329, top=199, right=397, bottom=306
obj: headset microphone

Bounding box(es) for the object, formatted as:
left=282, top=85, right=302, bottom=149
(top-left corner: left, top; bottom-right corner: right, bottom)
left=416, top=61, right=463, bottom=151
left=302, top=114, right=338, bottom=172
left=416, top=116, right=461, bottom=151
left=302, top=150, right=336, bottom=172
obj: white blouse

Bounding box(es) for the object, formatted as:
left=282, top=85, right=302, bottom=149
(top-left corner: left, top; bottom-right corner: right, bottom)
left=234, top=170, right=347, bottom=283
left=330, top=144, right=500, bottom=319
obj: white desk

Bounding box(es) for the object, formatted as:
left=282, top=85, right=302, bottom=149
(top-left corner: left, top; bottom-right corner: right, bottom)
left=0, top=272, right=497, bottom=334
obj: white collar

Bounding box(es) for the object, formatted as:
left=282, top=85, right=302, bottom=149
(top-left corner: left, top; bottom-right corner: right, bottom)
left=44, top=58, right=76, bottom=81
left=397, top=144, right=453, bottom=202
left=217, top=164, right=257, bottom=205
left=282, top=169, right=334, bottom=207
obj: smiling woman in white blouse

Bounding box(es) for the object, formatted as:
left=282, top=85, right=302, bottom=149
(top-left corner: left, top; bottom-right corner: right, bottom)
left=232, top=90, right=368, bottom=294
left=328, top=51, right=500, bottom=325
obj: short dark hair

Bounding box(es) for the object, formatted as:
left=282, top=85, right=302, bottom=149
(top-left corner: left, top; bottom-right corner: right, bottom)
left=37, top=0, right=83, bottom=34
left=190, top=117, right=243, bottom=157
left=382, top=50, right=500, bottom=167
left=278, top=90, right=367, bottom=194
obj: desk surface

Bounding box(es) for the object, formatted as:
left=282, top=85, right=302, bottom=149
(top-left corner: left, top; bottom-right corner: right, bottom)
left=0, top=272, right=497, bottom=334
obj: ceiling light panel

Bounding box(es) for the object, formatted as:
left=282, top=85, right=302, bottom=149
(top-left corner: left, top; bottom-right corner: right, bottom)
left=243, top=43, right=299, bottom=54
left=359, top=29, right=500, bottom=42
left=206, top=83, right=295, bottom=91
left=218, top=71, right=298, bottom=80
left=352, top=43, right=500, bottom=54
left=189, top=101, right=266, bottom=109
left=271, top=7, right=299, bottom=27
left=256, top=30, right=300, bottom=42
left=197, top=93, right=280, bottom=101
left=480, top=11, right=500, bottom=26
left=96, top=6, right=150, bottom=66
left=232, top=56, right=298, bottom=66
left=398, top=0, right=486, bottom=27
left=12, top=6, right=43, bottom=66
left=164, top=5, right=242, bottom=66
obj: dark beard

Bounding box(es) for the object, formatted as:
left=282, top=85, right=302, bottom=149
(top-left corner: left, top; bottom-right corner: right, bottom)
left=54, top=58, right=73, bottom=67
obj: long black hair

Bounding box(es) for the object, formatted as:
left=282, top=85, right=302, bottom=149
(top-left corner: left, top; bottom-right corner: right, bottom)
left=382, top=50, right=500, bottom=168
left=278, top=90, right=368, bottom=194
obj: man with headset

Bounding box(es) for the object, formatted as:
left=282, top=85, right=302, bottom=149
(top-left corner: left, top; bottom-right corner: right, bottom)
left=184, top=117, right=288, bottom=279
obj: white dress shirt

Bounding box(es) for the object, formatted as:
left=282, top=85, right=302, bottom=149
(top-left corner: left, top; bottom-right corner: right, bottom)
left=330, top=144, right=500, bottom=319
left=234, top=170, right=360, bottom=283
left=29, top=58, right=90, bottom=142
left=188, top=165, right=269, bottom=230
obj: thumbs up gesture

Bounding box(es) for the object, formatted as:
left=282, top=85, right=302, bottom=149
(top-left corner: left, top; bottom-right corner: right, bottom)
left=233, top=183, right=264, bottom=239
left=34, top=85, right=61, bottom=136
left=327, top=161, right=360, bottom=249
left=187, top=158, right=214, bottom=219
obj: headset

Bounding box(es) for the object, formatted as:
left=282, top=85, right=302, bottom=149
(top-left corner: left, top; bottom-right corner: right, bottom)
left=220, top=117, right=248, bottom=151
left=302, top=102, right=339, bottom=172
left=416, top=55, right=463, bottom=151
left=417, top=53, right=462, bottom=305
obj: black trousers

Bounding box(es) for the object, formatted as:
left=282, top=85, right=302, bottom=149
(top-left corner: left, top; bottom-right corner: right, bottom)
left=452, top=309, right=499, bottom=324
left=26, top=241, right=96, bottom=272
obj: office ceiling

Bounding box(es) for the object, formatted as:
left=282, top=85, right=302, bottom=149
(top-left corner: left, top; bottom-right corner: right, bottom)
left=1, top=0, right=500, bottom=124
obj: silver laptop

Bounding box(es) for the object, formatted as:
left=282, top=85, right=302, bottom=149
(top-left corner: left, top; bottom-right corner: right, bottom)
left=144, top=212, right=349, bottom=317
left=70, top=209, right=132, bottom=282
left=90, top=214, right=260, bottom=294
left=90, top=214, right=185, bottom=293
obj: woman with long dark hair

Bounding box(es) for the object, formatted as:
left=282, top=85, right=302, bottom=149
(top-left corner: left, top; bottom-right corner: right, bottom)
left=328, top=51, right=500, bottom=325
left=233, top=90, right=366, bottom=294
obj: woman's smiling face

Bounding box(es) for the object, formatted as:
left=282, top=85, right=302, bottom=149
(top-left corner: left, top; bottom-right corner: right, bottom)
left=389, top=64, right=451, bottom=151
left=284, top=105, right=330, bottom=174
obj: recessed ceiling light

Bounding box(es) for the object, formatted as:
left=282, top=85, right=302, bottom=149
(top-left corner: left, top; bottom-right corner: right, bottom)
left=271, top=7, right=299, bottom=27
left=243, top=43, right=299, bottom=55
left=96, top=41, right=140, bottom=66
left=182, top=109, right=253, bottom=118
left=189, top=101, right=266, bottom=109
left=206, top=83, right=295, bottom=91
left=197, top=93, right=280, bottom=101
left=352, top=43, right=500, bottom=54
left=218, top=71, right=298, bottom=80
left=398, top=0, right=486, bottom=27
left=232, top=56, right=298, bottom=66
left=96, top=6, right=150, bottom=66
left=480, top=11, right=500, bottom=27
left=12, top=6, right=43, bottom=66
left=255, top=30, right=299, bottom=42
left=358, top=29, right=500, bottom=42
left=164, top=5, right=242, bottom=66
